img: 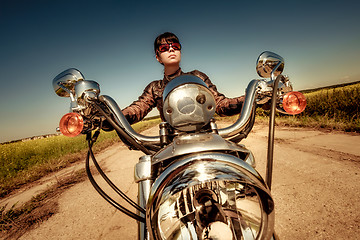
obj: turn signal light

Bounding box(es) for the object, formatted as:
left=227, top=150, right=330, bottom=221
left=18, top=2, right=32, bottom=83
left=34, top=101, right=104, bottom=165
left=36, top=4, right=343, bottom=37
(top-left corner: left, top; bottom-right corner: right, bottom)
left=283, top=91, right=306, bottom=115
left=59, top=112, right=84, bottom=137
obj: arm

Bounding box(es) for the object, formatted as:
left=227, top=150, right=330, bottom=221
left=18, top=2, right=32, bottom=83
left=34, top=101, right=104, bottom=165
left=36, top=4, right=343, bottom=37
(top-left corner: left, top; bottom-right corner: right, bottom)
left=190, top=70, right=244, bottom=116
left=122, top=81, right=158, bottom=125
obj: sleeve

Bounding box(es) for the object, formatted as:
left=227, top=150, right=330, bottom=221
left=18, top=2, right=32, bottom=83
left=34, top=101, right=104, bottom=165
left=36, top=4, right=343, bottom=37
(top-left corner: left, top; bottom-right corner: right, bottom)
left=191, top=70, right=245, bottom=117
left=122, top=81, right=158, bottom=125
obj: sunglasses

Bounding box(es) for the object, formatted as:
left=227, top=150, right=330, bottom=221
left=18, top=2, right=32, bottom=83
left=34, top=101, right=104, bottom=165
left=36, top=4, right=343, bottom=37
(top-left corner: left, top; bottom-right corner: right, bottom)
left=158, top=42, right=181, bottom=52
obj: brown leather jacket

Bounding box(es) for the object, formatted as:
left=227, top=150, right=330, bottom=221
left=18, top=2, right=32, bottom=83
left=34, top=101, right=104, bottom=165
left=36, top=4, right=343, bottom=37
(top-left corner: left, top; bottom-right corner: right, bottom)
left=122, top=68, right=244, bottom=125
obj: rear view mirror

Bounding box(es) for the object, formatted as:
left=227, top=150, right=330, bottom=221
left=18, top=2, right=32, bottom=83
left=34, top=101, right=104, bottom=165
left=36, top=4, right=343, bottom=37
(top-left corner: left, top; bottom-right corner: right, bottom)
left=53, top=68, right=85, bottom=97
left=256, top=51, right=284, bottom=79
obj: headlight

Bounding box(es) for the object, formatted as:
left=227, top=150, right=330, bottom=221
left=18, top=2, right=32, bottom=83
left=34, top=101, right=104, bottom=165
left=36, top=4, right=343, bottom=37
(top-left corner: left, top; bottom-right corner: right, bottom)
left=147, top=153, right=275, bottom=240
left=163, top=75, right=216, bottom=132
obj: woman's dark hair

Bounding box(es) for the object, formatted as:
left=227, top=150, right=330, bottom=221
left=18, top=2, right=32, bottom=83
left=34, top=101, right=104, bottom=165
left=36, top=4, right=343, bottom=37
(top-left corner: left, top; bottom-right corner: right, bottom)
left=154, top=32, right=180, bottom=55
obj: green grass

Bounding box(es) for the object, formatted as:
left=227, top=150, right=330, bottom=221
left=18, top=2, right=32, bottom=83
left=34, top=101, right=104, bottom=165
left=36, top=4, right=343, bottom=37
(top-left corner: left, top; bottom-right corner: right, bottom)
left=303, top=83, right=360, bottom=122
left=0, top=118, right=161, bottom=198
left=292, top=82, right=360, bottom=132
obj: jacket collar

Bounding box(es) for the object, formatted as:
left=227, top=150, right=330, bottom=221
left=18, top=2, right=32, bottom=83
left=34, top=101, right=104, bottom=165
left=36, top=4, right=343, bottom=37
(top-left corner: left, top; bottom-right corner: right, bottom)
left=163, top=68, right=183, bottom=84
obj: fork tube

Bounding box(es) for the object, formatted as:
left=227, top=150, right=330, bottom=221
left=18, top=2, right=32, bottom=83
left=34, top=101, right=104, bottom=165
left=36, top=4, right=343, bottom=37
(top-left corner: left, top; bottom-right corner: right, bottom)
left=266, top=74, right=283, bottom=190
left=135, top=155, right=152, bottom=240
left=138, top=180, right=151, bottom=240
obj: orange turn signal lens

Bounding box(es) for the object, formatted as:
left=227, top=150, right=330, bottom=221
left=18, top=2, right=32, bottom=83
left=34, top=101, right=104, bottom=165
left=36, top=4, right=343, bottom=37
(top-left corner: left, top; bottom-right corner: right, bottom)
left=283, top=91, right=306, bottom=115
left=59, top=112, right=84, bottom=137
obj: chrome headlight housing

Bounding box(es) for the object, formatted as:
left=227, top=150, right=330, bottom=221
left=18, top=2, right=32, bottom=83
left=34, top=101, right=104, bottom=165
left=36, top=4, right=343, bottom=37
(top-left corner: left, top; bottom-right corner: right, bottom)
left=147, top=153, right=275, bottom=240
left=163, top=75, right=216, bottom=132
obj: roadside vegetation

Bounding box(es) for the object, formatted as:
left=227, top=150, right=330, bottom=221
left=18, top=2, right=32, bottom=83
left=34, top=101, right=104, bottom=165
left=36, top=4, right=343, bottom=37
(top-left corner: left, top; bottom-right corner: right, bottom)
left=299, top=82, right=360, bottom=132
left=0, top=118, right=161, bottom=198
left=271, top=81, right=360, bottom=132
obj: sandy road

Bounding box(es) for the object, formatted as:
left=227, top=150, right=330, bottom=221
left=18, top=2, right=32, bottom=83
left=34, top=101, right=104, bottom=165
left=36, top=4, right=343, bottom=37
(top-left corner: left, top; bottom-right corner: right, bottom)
left=14, top=124, right=360, bottom=239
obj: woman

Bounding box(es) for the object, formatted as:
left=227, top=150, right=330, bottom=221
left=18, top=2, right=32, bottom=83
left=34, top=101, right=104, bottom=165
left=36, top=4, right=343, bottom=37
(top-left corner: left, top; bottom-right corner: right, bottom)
left=122, top=32, right=244, bottom=124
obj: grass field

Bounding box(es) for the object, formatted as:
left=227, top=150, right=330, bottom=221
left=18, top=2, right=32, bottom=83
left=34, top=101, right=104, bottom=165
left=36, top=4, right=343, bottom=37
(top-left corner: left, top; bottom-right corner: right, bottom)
left=301, top=82, right=360, bottom=131
left=0, top=118, right=161, bottom=198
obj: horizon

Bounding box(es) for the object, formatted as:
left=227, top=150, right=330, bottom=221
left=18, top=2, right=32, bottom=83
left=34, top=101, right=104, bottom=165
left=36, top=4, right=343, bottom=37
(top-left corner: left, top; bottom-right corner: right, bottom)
left=1, top=0, right=360, bottom=143
left=2, top=79, right=359, bottom=144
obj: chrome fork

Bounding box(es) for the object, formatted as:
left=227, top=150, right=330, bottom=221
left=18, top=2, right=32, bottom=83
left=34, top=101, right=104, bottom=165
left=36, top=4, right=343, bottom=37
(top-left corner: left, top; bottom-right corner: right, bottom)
left=135, top=155, right=152, bottom=240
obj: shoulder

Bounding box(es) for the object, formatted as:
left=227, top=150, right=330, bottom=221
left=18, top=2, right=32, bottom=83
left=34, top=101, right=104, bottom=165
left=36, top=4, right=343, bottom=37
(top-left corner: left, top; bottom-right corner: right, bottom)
left=144, top=79, right=163, bottom=90
left=187, top=69, right=209, bottom=81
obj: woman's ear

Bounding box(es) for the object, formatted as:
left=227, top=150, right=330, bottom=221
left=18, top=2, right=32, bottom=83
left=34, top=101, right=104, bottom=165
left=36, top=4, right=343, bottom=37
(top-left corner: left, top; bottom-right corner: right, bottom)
left=156, top=54, right=163, bottom=64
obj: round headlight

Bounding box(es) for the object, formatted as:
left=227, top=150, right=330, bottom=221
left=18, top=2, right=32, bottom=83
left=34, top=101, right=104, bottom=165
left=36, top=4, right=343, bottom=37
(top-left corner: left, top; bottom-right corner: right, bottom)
left=147, top=153, right=275, bottom=240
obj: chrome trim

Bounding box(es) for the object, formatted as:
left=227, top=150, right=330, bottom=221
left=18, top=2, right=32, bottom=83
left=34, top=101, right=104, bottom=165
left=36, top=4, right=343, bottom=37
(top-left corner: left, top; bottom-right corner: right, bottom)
left=138, top=179, right=151, bottom=240
left=149, top=153, right=268, bottom=204
left=152, top=133, right=251, bottom=164
left=256, top=51, right=284, bottom=79
left=53, top=68, right=85, bottom=97
left=162, top=75, right=208, bottom=101
left=147, top=153, right=274, bottom=240
left=74, top=80, right=100, bottom=100
left=135, top=155, right=152, bottom=183
left=99, top=95, right=160, bottom=144
left=218, top=79, right=260, bottom=139
left=245, top=150, right=256, bottom=168
left=138, top=180, right=152, bottom=240
left=163, top=83, right=216, bottom=132
left=136, top=155, right=152, bottom=240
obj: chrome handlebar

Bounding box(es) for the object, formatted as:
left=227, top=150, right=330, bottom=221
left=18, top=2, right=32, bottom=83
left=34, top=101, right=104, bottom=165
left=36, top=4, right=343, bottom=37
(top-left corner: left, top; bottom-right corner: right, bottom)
left=99, top=78, right=270, bottom=147
left=98, top=95, right=161, bottom=145
left=218, top=79, right=260, bottom=140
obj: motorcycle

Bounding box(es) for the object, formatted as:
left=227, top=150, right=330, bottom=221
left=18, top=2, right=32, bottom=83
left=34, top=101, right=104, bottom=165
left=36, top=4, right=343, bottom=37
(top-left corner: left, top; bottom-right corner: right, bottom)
left=52, top=51, right=306, bottom=240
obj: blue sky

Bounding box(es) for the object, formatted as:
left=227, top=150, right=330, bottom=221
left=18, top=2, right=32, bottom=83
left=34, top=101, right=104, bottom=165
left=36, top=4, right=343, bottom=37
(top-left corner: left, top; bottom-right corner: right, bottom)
left=1, top=0, right=359, bottom=142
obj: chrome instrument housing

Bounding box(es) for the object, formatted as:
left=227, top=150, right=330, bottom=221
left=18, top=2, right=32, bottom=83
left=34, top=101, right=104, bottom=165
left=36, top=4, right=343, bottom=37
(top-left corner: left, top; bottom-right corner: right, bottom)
left=163, top=75, right=216, bottom=132
left=146, top=153, right=275, bottom=240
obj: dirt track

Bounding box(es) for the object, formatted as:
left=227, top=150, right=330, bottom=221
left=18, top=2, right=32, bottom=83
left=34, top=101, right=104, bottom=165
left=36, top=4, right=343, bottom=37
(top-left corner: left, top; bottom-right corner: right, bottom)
left=3, top=124, right=360, bottom=239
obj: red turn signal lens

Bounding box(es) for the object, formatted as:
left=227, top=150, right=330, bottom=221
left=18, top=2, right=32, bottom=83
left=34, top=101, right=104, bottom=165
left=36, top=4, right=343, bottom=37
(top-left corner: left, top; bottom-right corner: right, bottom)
left=283, top=91, right=306, bottom=115
left=59, top=112, right=84, bottom=137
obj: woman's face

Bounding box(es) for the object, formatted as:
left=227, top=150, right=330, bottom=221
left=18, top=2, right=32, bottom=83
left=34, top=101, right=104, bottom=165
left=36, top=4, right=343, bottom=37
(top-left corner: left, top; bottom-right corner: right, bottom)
left=156, top=41, right=181, bottom=67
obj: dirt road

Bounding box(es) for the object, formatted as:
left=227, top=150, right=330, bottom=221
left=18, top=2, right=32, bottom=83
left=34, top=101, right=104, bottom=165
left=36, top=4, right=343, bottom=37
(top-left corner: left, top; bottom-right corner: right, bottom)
left=6, top=124, right=360, bottom=239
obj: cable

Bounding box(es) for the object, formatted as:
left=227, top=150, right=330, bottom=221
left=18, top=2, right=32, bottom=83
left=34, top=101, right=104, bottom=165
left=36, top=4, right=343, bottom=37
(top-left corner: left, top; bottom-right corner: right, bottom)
left=92, top=102, right=152, bottom=155
left=85, top=137, right=145, bottom=222
left=87, top=139, right=145, bottom=214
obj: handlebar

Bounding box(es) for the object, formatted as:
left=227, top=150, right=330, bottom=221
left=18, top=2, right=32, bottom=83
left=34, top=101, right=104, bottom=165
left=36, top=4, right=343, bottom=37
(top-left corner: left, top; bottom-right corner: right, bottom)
left=218, top=79, right=260, bottom=140
left=99, top=79, right=263, bottom=148
left=99, top=95, right=161, bottom=145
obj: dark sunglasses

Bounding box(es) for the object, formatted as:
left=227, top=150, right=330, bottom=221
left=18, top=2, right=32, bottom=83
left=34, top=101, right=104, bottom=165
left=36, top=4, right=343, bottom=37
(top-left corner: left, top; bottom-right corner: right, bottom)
left=158, top=42, right=181, bottom=52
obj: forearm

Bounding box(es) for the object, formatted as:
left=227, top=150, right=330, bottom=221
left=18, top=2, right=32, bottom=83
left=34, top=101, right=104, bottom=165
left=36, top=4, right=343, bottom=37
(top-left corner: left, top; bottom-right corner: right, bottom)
left=121, top=82, right=156, bottom=125
left=199, top=71, right=244, bottom=116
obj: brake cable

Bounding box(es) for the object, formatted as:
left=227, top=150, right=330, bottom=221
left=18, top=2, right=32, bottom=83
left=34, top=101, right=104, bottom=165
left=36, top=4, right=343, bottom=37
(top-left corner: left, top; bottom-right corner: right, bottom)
left=91, top=102, right=152, bottom=155
left=85, top=131, right=146, bottom=222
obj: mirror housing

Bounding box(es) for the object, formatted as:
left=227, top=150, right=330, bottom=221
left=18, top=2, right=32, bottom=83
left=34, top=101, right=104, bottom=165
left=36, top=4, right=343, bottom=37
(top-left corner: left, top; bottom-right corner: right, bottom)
left=53, top=68, right=85, bottom=97
left=256, top=51, right=284, bottom=79
left=75, top=80, right=100, bottom=101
